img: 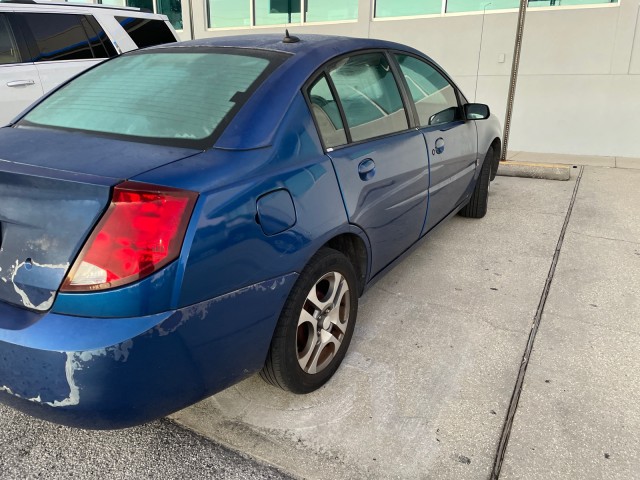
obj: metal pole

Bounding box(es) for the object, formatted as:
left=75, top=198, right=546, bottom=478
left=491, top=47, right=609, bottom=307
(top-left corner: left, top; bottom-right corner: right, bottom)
left=501, top=0, right=528, bottom=161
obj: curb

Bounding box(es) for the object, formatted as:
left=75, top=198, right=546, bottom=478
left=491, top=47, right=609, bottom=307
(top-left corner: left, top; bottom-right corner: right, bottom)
left=496, top=160, right=571, bottom=181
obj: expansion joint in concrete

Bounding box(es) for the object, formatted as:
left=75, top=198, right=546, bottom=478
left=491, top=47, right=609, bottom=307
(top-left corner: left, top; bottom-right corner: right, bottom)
left=489, top=166, right=584, bottom=479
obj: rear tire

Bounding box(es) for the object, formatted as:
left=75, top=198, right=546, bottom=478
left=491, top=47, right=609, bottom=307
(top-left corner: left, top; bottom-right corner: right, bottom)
left=459, top=146, right=493, bottom=219
left=260, top=248, right=358, bottom=393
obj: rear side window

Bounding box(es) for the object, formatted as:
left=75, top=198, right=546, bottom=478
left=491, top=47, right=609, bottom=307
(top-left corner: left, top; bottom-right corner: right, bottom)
left=308, top=75, right=347, bottom=149
left=20, top=49, right=286, bottom=149
left=17, top=13, right=116, bottom=62
left=328, top=52, right=409, bottom=143
left=115, top=17, right=176, bottom=49
left=0, top=14, right=21, bottom=65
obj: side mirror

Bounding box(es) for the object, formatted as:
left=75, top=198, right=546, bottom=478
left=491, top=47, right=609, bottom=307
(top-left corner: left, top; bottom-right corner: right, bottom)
left=464, top=103, right=490, bottom=120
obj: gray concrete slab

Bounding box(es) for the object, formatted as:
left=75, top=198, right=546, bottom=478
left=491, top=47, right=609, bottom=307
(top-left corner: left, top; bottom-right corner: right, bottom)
left=567, top=167, right=640, bottom=245
left=500, top=166, right=640, bottom=479
left=512, top=152, right=616, bottom=168
left=616, top=157, right=640, bottom=169
left=172, top=175, right=577, bottom=480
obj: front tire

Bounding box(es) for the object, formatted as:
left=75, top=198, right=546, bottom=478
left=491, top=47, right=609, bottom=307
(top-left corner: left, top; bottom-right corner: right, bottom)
left=260, top=248, right=358, bottom=393
left=459, top=146, right=493, bottom=219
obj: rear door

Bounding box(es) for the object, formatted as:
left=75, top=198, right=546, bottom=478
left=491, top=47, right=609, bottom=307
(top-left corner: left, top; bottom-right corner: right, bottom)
left=14, top=12, right=116, bottom=94
left=393, top=53, right=478, bottom=235
left=0, top=13, right=44, bottom=125
left=307, top=52, right=430, bottom=277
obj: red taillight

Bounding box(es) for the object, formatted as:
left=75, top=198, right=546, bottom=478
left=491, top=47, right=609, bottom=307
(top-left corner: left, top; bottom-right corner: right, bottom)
left=61, top=181, right=198, bottom=292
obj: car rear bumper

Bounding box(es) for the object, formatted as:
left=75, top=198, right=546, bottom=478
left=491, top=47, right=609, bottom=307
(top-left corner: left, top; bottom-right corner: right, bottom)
left=0, top=273, right=297, bottom=429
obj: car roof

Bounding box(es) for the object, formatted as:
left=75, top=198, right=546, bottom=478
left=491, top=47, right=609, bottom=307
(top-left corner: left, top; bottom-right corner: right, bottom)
left=147, top=34, right=429, bottom=150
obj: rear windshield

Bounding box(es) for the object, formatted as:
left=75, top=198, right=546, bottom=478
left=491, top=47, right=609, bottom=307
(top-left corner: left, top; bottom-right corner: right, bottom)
left=19, top=48, right=287, bottom=148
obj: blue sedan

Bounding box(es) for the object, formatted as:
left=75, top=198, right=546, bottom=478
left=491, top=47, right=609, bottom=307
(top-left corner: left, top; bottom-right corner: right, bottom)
left=0, top=34, right=501, bottom=428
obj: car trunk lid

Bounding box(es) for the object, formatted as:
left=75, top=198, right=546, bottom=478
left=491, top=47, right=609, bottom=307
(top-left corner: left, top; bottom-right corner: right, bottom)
left=0, top=127, right=201, bottom=316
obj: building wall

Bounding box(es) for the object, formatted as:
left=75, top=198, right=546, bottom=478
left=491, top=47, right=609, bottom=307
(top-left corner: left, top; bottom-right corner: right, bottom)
left=180, top=0, right=640, bottom=158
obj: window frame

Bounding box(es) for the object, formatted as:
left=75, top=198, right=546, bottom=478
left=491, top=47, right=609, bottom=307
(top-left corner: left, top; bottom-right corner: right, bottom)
left=303, top=48, right=418, bottom=153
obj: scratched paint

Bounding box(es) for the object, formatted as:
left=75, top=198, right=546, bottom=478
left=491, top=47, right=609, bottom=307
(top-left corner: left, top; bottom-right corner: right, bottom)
left=0, top=341, right=132, bottom=407
left=6, top=259, right=69, bottom=310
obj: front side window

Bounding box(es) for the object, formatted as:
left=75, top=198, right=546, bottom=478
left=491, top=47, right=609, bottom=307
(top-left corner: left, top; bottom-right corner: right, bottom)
left=19, top=13, right=106, bottom=62
left=308, top=75, right=347, bottom=148
left=115, top=17, right=177, bottom=49
left=20, top=49, right=286, bottom=148
left=395, top=54, right=460, bottom=127
left=329, top=52, right=409, bottom=143
left=0, top=14, right=21, bottom=65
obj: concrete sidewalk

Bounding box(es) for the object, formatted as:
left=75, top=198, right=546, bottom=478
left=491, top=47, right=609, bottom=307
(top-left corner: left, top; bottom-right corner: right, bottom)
left=171, top=164, right=640, bottom=479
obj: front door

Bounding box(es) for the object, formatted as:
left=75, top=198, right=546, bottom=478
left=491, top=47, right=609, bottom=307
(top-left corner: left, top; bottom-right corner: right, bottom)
left=393, top=53, right=478, bottom=235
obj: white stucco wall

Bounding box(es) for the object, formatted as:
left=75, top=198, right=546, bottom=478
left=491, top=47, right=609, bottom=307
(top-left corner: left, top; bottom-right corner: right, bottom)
left=180, top=0, right=640, bottom=158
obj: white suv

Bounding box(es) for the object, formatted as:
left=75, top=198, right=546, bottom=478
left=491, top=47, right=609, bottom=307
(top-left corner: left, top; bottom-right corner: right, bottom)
left=0, top=0, right=179, bottom=125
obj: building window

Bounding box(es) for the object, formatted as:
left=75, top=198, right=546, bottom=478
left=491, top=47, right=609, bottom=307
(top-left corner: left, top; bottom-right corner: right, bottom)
left=528, top=0, right=618, bottom=7
left=375, top=0, right=442, bottom=17
left=446, top=0, right=519, bottom=13
left=208, top=0, right=250, bottom=28
left=306, top=0, right=358, bottom=22
left=254, top=0, right=301, bottom=25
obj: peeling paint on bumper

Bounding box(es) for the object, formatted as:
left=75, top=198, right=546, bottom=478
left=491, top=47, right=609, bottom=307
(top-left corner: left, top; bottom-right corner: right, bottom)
left=0, top=273, right=297, bottom=429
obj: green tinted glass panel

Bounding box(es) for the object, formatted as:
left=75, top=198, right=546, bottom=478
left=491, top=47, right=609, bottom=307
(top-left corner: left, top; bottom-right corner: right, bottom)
left=375, top=0, right=441, bottom=17
left=446, top=0, right=519, bottom=12
left=255, top=0, right=301, bottom=25
left=306, top=0, right=358, bottom=22
left=208, top=0, right=250, bottom=28
left=329, top=53, right=408, bottom=142
left=23, top=52, right=270, bottom=142
left=157, top=0, right=183, bottom=29
left=529, top=0, right=617, bottom=6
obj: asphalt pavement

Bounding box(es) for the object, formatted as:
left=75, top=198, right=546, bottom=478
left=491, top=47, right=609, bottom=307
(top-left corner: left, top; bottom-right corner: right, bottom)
left=0, top=404, right=290, bottom=479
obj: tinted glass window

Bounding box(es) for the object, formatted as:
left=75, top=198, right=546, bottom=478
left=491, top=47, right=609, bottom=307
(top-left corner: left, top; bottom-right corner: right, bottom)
left=329, top=52, right=408, bottom=143
left=308, top=75, right=347, bottom=149
left=115, top=17, right=176, bottom=49
left=0, top=14, right=21, bottom=65
left=20, top=13, right=99, bottom=62
left=21, top=50, right=283, bottom=148
left=395, top=54, right=460, bottom=126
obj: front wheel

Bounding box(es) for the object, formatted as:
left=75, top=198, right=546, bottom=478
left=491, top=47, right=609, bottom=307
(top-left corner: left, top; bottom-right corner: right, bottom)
left=260, top=248, right=358, bottom=393
left=459, top=146, right=493, bottom=219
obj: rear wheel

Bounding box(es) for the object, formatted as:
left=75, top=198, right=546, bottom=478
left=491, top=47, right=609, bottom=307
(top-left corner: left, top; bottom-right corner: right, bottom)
left=260, top=248, right=358, bottom=393
left=459, top=146, right=493, bottom=219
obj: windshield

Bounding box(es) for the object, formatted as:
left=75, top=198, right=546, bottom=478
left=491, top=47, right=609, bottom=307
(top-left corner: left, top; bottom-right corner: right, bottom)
left=20, top=48, right=287, bottom=148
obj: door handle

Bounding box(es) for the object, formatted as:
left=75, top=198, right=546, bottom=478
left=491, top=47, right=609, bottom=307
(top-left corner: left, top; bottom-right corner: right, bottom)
left=7, top=80, right=36, bottom=88
left=358, top=158, right=376, bottom=181
left=434, top=137, right=445, bottom=155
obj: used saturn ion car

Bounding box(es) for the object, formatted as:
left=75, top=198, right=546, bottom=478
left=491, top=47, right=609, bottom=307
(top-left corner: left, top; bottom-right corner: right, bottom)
left=0, top=34, right=501, bottom=428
